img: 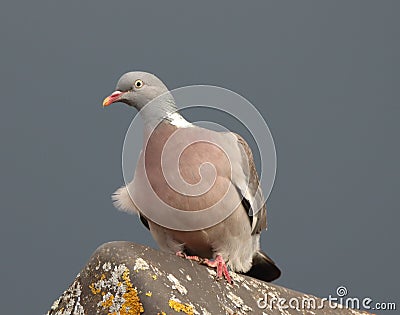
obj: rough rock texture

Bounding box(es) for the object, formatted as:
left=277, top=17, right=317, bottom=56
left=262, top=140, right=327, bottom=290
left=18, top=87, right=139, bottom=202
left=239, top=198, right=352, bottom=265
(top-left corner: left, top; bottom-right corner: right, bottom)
left=47, top=241, right=373, bottom=315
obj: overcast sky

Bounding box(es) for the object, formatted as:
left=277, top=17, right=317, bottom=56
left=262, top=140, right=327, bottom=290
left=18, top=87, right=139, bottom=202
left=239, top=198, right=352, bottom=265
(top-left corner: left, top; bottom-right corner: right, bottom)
left=0, top=1, right=399, bottom=314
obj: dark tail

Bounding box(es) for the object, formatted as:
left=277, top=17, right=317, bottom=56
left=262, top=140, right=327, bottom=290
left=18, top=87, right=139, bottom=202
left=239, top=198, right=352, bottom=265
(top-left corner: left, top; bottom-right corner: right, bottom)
left=243, top=250, right=281, bottom=282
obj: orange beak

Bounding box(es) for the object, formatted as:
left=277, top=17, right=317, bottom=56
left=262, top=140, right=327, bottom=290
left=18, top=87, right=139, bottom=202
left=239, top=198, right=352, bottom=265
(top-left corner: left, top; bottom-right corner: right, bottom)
left=103, top=91, right=125, bottom=107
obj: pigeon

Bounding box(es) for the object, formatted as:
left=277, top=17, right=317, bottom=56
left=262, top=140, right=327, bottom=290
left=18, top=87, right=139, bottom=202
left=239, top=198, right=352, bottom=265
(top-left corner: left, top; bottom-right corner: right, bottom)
left=103, top=71, right=281, bottom=283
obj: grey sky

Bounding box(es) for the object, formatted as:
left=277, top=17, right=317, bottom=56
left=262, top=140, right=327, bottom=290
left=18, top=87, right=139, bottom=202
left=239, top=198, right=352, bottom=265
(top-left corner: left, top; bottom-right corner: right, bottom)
left=0, top=1, right=398, bottom=314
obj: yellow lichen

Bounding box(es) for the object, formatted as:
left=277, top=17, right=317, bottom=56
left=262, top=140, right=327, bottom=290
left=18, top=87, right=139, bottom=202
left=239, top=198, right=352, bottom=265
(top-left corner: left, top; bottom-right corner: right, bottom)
left=101, top=294, right=114, bottom=308
left=168, top=299, right=194, bottom=315
left=88, top=267, right=145, bottom=315
left=157, top=312, right=167, bottom=315
left=89, top=274, right=106, bottom=295
left=152, top=275, right=158, bottom=280
left=89, top=283, right=101, bottom=295
left=145, top=291, right=152, bottom=297
left=120, top=269, right=144, bottom=315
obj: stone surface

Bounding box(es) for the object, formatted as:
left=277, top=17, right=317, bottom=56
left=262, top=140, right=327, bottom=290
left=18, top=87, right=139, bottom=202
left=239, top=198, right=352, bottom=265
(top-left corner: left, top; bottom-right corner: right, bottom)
left=47, top=241, right=373, bottom=315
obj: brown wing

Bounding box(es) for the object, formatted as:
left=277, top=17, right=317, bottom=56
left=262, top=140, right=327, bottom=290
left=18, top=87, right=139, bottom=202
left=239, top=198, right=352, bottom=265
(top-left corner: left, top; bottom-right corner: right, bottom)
left=233, top=133, right=267, bottom=234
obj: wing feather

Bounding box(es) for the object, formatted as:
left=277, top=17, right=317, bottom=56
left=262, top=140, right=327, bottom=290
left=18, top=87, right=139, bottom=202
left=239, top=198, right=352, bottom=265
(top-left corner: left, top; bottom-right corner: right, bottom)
left=232, top=133, right=267, bottom=234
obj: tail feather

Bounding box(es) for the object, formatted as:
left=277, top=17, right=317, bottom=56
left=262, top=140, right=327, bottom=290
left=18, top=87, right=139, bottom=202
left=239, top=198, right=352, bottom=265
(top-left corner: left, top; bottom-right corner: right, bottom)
left=112, top=186, right=138, bottom=214
left=243, top=250, right=281, bottom=282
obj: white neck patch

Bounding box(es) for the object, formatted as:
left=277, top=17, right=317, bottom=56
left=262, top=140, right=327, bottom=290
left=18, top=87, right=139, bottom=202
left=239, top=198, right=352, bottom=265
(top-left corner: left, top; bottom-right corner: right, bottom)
left=166, top=112, right=193, bottom=128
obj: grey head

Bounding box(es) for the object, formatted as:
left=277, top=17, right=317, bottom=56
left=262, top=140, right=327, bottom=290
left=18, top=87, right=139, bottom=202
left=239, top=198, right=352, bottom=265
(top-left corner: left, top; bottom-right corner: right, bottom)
left=103, top=71, right=192, bottom=128
left=103, top=71, right=174, bottom=111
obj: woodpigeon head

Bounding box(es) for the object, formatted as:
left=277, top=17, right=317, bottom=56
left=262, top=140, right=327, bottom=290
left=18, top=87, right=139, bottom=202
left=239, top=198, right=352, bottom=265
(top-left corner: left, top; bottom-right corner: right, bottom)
left=103, top=71, right=170, bottom=110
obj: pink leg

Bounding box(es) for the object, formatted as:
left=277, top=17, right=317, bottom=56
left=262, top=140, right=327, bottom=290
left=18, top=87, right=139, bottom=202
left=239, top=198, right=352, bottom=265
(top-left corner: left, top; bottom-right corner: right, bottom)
left=201, top=255, right=232, bottom=284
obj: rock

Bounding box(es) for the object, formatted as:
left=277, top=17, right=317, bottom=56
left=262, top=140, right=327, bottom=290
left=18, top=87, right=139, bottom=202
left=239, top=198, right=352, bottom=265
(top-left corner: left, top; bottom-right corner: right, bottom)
left=47, top=241, right=373, bottom=315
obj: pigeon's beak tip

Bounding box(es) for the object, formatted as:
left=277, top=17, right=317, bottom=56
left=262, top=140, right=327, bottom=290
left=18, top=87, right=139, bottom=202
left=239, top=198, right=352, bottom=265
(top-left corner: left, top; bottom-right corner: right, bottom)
left=102, top=91, right=124, bottom=108
left=102, top=96, right=112, bottom=107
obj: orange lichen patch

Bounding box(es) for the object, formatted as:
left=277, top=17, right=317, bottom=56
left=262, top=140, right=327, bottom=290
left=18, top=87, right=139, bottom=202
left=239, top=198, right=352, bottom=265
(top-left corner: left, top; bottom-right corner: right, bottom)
left=89, top=283, right=101, bottom=295
left=89, top=274, right=106, bottom=295
left=89, top=284, right=100, bottom=295
left=157, top=312, right=167, bottom=315
left=145, top=291, right=152, bottom=297
left=101, top=294, right=114, bottom=308
left=120, top=269, right=144, bottom=315
left=168, top=299, right=194, bottom=315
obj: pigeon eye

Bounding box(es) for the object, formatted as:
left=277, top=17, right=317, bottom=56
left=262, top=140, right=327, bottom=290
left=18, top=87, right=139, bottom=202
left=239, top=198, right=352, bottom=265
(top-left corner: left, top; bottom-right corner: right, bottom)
left=134, top=79, right=144, bottom=89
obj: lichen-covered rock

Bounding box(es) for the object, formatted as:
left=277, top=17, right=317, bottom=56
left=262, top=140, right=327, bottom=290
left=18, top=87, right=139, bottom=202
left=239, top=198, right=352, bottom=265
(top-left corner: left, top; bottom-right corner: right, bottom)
left=47, top=241, right=373, bottom=315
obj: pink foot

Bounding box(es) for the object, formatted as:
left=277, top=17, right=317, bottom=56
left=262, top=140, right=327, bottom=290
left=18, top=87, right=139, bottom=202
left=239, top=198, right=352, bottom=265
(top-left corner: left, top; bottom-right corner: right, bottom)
left=201, top=255, right=232, bottom=284
left=175, top=251, right=201, bottom=262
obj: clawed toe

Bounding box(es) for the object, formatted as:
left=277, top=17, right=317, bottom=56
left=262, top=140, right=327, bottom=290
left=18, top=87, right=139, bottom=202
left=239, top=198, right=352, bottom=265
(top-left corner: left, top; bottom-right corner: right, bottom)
left=201, top=255, right=232, bottom=284
left=175, top=251, right=201, bottom=262
left=176, top=252, right=232, bottom=284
